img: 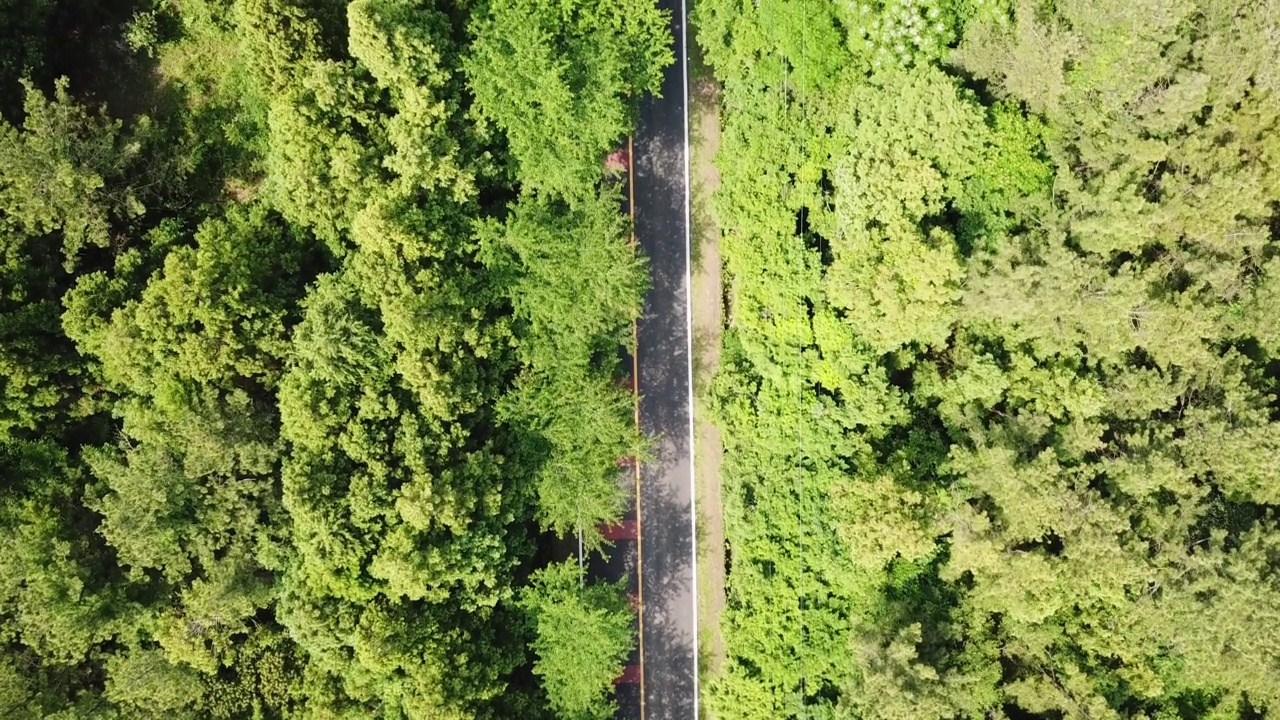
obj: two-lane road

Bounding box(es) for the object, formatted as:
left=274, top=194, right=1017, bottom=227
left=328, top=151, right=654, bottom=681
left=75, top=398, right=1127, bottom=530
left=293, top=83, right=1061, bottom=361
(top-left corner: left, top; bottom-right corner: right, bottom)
left=633, top=0, right=698, bottom=716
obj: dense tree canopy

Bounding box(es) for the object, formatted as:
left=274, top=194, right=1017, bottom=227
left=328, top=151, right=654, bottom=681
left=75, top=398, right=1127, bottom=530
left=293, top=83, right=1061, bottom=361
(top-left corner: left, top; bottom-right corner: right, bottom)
left=13, top=0, right=1280, bottom=716
left=0, top=0, right=666, bottom=716
left=697, top=0, right=1280, bottom=717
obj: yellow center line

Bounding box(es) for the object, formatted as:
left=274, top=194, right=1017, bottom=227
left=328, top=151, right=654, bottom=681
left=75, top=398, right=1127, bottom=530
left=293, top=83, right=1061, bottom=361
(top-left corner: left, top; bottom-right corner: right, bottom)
left=628, top=134, right=646, bottom=720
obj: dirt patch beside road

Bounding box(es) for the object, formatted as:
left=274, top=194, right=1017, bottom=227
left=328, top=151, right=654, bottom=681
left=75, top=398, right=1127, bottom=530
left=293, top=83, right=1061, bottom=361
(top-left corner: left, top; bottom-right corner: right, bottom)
left=689, top=42, right=727, bottom=705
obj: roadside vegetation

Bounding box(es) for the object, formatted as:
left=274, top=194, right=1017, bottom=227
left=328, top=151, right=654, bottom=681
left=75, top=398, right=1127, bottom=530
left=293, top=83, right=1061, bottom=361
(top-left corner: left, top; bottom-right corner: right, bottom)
left=694, top=0, right=1280, bottom=717
left=0, top=0, right=669, bottom=717
left=10, top=0, right=1280, bottom=717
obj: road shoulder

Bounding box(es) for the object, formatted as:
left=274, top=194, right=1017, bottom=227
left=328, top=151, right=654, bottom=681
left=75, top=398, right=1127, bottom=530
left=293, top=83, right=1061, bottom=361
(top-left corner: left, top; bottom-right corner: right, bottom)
left=689, top=39, right=727, bottom=707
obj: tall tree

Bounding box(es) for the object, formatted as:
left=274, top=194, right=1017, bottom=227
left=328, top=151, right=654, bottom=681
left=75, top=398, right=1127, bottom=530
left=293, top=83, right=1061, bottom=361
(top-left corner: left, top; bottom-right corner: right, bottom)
left=465, top=0, right=672, bottom=200
left=521, top=560, right=635, bottom=720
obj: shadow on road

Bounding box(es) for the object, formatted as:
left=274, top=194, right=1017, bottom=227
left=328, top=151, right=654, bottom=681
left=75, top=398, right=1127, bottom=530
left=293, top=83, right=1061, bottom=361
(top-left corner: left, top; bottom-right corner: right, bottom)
left=630, top=0, right=697, bottom=715
left=639, top=434, right=695, bottom=720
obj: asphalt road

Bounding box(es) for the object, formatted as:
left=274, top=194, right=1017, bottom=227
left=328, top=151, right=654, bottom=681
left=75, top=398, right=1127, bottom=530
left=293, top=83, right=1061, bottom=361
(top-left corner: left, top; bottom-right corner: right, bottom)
left=632, top=0, right=698, bottom=716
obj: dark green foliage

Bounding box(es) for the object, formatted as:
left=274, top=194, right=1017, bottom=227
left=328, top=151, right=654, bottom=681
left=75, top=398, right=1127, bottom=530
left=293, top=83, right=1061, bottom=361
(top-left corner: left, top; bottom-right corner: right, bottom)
left=0, top=0, right=663, bottom=716
left=0, top=0, right=52, bottom=120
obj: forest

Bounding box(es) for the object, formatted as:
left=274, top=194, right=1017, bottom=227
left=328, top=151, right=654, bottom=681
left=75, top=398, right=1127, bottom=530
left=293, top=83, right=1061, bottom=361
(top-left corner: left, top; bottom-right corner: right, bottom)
left=0, top=0, right=669, bottom=717
left=695, top=0, right=1280, bottom=718
left=8, top=0, right=1280, bottom=717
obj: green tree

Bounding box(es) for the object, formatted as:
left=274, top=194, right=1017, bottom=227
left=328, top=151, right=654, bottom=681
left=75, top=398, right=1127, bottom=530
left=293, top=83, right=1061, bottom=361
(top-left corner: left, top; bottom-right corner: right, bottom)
left=477, top=191, right=646, bottom=546
left=0, top=0, right=665, bottom=715
left=466, top=0, right=672, bottom=200
left=0, top=440, right=131, bottom=669
left=697, top=0, right=1280, bottom=717
left=521, top=560, right=635, bottom=720
left=499, top=368, right=637, bottom=548
left=478, top=192, right=646, bottom=371
left=0, top=79, right=169, bottom=266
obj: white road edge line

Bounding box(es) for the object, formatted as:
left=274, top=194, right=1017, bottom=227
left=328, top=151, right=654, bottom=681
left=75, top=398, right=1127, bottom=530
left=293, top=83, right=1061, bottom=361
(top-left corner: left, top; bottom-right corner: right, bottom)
left=680, top=0, right=700, bottom=717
